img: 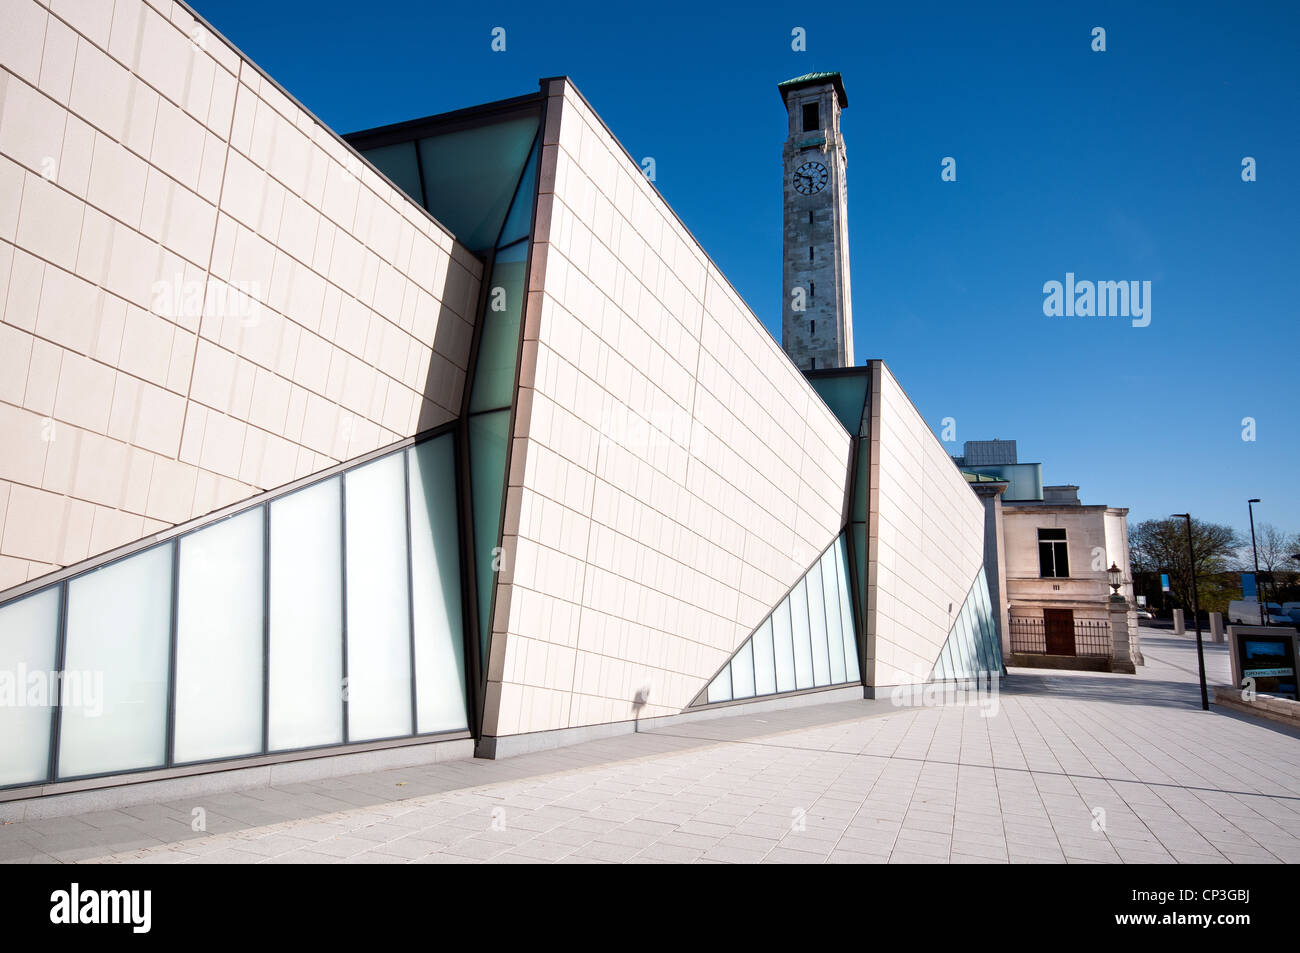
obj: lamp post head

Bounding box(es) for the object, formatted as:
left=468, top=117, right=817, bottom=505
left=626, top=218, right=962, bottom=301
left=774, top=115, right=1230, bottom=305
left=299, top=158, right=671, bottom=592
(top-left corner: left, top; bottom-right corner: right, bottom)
left=1107, top=562, right=1122, bottom=595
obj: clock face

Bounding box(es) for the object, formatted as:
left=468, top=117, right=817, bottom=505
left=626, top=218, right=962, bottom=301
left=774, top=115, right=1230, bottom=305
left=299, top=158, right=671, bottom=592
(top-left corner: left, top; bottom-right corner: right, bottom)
left=794, top=161, right=828, bottom=195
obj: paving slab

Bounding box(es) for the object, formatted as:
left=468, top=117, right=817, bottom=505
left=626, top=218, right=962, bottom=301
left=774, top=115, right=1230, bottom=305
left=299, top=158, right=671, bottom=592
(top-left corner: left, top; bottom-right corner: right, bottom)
left=3, top=628, right=1297, bottom=864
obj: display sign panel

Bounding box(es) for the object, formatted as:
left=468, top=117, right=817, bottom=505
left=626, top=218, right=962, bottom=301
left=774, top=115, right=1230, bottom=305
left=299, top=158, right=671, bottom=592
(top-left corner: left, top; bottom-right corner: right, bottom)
left=1238, top=635, right=1299, bottom=700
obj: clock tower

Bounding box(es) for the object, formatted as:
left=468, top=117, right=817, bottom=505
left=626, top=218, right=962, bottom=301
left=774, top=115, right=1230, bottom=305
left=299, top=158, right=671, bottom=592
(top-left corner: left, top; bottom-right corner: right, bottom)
left=779, top=72, right=853, bottom=371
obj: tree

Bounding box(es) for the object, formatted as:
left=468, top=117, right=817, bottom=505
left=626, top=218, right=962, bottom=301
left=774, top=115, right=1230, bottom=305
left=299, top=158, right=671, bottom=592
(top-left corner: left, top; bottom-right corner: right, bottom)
left=1240, top=523, right=1298, bottom=605
left=1129, top=518, right=1241, bottom=615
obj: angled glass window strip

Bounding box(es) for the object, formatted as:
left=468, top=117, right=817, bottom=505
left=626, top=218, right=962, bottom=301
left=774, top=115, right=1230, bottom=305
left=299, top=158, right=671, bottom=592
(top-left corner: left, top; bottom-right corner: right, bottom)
left=929, top=567, right=1004, bottom=682
left=173, top=508, right=264, bottom=764
left=408, top=435, right=469, bottom=734
left=707, top=663, right=732, bottom=704
left=58, top=543, right=173, bottom=779
left=822, top=549, right=847, bottom=684
left=940, top=643, right=954, bottom=682
left=469, top=240, right=529, bottom=414
left=961, top=592, right=979, bottom=671
left=807, top=560, right=831, bottom=686
left=731, top=639, right=756, bottom=700
left=0, top=433, right=474, bottom=789
left=970, top=576, right=991, bottom=674
left=851, top=520, right=867, bottom=622
left=773, top=599, right=796, bottom=693
left=361, top=141, right=423, bottom=207
left=852, top=443, right=868, bottom=521
left=461, top=131, right=541, bottom=680
left=966, top=599, right=986, bottom=675
left=344, top=454, right=414, bottom=742
left=0, top=587, right=59, bottom=787
left=954, top=599, right=974, bottom=676
left=807, top=372, right=870, bottom=433
left=468, top=410, right=510, bottom=661
left=700, top=535, right=860, bottom=706
left=835, top=536, right=860, bottom=682
left=790, top=577, right=814, bottom=690
left=753, top=618, right=776, bottom=695
left=977, top=569, right=1004, bottom=673
left=416, top=116, right=540, bottom=252
left=269, top=477, right=345, bottom=752
left=496, top=135, right=541, bottom=249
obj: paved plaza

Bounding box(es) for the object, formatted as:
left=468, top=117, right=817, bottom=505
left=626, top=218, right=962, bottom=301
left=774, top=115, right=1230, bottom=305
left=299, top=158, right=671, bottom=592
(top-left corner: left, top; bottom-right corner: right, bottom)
left=4, top=626, right=1299, bottom=864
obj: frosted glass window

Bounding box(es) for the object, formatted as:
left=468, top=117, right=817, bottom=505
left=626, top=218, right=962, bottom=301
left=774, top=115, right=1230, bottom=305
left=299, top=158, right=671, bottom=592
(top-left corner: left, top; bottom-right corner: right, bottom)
left=790, top=578, right=814, bottom=690
left=269, top=479, right=344, bottom=751
left=345, top=454, right=414, bottom=742
left=707, top=663, right=732, bottom=704
left=408, top=438, right=469, bottom=733
left=822, top=551, right=847, bottom=684
left=174, top=509, right=265, bottom=763
left=835, top=537, right=859, bottom=681
left=59, top=544, right=172, bottom=778
left=731, top=640, right=755, bottom=700
left=773, top=599, right=796, bottom=693
left=806, top=558, right=831, bottom=686
left=0, top=587, right=59, bottom=786
left=752, top=618, right=776, bottom=696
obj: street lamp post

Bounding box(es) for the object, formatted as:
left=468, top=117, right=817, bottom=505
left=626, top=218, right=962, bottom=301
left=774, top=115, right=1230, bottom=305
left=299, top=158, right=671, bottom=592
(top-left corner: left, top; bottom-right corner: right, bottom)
left=1248, top=498, right=1265, bottom=625
left=1172, top=513, right=1210, bottom=711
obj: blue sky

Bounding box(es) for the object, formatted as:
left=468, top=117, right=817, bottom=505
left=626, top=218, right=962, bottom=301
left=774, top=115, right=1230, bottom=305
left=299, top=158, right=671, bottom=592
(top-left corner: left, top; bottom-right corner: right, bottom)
left=195, top=0, right=1299, bottom=540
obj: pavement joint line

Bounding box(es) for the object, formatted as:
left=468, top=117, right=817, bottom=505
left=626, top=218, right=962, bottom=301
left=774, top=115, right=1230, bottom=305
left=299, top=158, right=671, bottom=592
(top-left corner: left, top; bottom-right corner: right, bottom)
left=638, top=729, right=1300, bottom=804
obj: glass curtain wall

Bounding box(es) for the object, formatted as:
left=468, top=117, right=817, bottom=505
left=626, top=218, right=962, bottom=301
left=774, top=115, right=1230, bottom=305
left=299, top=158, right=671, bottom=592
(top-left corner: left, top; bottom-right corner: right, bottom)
left=930, top=567, right=1005, bottom=681
left=0, top=433, right=469, bottom=790
left=465, top=134, right=540, bottom=665
left=359, top=108, right=543, bottom=674
left=807, top=370, right=871, bottom=699
left=702, top=534, right=860, bottom=705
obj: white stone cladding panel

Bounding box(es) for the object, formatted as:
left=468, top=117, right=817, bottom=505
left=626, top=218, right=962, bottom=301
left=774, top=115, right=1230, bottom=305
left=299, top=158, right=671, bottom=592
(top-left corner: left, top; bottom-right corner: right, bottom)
left=0, top=0, right=480, bottom=592
left=485, top=79, right=851, bottom=736
left=867, top=362, right=986, bottom=686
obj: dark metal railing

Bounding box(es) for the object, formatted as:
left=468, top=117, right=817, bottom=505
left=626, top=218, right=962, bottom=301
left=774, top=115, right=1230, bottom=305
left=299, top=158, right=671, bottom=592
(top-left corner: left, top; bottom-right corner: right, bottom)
left=1008, top=617, right=1112, bottom=658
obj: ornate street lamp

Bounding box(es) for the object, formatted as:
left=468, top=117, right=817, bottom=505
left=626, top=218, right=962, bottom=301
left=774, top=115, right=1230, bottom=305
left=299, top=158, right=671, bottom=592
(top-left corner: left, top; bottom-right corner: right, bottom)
left=1107, top=562, right=1123, bottom=597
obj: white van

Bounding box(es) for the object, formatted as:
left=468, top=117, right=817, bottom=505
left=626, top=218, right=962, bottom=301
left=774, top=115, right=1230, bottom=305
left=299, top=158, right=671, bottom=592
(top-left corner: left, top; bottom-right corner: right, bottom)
left=1228, top=600, right=1291, bottom=625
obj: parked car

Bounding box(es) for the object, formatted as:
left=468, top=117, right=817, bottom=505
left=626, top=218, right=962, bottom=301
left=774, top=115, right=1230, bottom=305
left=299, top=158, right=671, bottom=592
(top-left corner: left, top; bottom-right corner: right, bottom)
left=1228, top=599, right=1292, bottom=625
left=1135, top=608, right=1155, bottom=621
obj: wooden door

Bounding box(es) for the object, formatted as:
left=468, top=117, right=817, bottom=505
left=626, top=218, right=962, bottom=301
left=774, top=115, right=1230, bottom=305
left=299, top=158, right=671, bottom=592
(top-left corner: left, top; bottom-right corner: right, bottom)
left=1044, top=609, right=1075, bottom=656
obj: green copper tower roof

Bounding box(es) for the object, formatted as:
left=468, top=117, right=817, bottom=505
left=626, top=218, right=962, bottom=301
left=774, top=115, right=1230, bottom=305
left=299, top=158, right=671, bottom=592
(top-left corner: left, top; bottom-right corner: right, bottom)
left=778, top=71, right=848, bottom=108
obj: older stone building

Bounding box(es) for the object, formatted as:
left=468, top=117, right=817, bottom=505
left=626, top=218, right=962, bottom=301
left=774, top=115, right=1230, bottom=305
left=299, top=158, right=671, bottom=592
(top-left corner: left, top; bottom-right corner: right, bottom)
left=956, top=442, right=1141, bottom=672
